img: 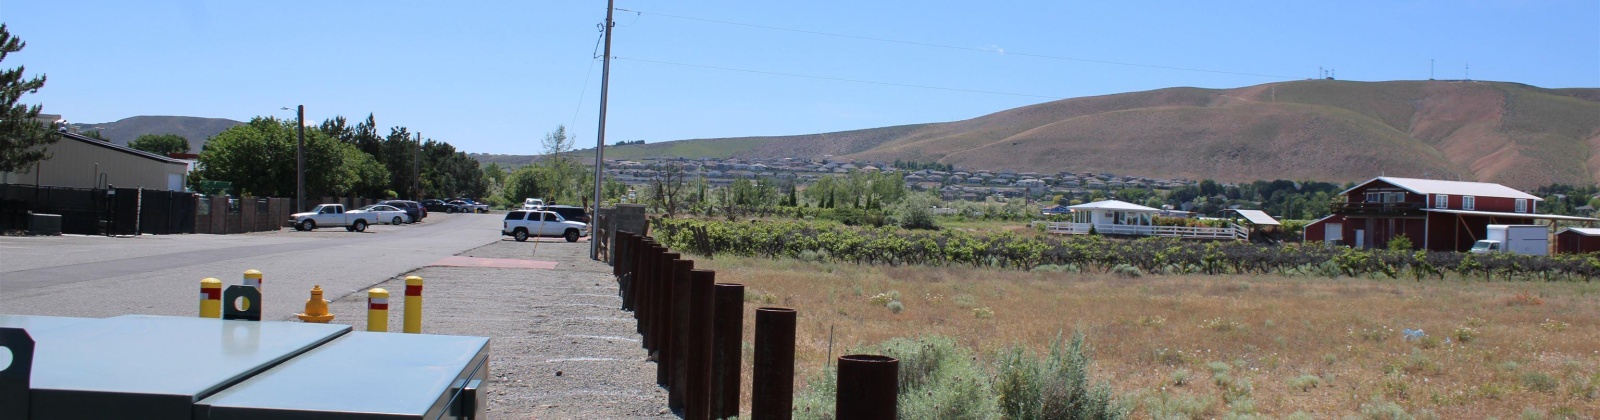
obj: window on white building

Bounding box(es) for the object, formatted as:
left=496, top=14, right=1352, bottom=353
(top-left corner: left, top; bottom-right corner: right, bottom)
left=1435, top=194, right=1448, bottom=208
left=1463, top=196, right=1475, bottom=211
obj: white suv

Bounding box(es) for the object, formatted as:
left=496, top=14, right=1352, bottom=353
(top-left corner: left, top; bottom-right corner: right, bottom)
left=521, top=198, right=545, bottom=210
left=502, top=210, right=587, bottom=242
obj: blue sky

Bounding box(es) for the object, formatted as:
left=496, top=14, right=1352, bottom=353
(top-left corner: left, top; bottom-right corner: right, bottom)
left=2, top=1, right=1596, bottom=155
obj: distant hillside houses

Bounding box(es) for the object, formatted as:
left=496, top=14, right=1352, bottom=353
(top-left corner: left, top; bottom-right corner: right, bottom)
left=598, top=156, right=1200, bottom=202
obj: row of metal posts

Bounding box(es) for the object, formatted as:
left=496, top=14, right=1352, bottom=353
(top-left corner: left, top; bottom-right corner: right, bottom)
left=612, top=230, right=900, bottom=419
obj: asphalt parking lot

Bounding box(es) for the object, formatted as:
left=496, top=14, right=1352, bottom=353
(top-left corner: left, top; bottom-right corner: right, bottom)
left=0, top=211, right=666, bottom=418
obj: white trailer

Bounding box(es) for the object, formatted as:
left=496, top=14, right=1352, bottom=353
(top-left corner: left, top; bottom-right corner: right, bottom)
left=1470, top=224, right=1548, bottom=255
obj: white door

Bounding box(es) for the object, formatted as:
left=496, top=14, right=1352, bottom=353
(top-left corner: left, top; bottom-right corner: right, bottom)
left=168, top=173, right=183, bottom=191
left=1326, top=223, right=1342, bottom=244
left=1354, top=229, right=1365, bottom=248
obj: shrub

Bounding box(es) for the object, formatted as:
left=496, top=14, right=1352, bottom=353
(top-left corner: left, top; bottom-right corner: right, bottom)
left=1387, top=234, right=1414, bottom=251
left=892, top=192, right=941, bottom=230
left=972, top=307, right=994, bottom=319
left=1288, top=374, right=1322, bottom=392
left=1143, top=391, right=1215, bottom=418
left=1451, top=326, right=1479, bottom=343
left=1171, top=368, right=1191, bottom=386
left=1540, top=319, right=1569, bottom=332
left=1111, top=263, right=1144, bottom=278
left=794, top=336, right=1000, bottom=419
left=1522, top=371, right=1559, bottom=393
left=1358, top=396, right=1415, bottom=420
left=993, top=332, right=1127, bottom=420
left=886, top=300, right=905, bottom=314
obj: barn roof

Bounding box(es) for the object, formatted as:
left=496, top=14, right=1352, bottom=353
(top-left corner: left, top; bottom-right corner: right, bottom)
left=1558, top=227, right=1600, bottom=236
left=1341, top=177, right=1540, bottom=201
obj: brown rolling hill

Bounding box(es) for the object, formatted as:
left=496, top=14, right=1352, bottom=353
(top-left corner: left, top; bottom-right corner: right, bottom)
left=597, top=80, right=1600, bottom=189
left=72, top=116, right=244, bottom=153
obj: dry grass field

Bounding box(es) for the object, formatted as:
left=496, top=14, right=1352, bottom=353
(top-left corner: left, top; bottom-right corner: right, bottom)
left=703, top=256, right=1600, bottom=418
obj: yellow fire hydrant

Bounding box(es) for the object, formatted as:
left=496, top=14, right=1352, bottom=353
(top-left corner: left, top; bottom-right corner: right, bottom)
left=295, top=285, right=335, bottom=323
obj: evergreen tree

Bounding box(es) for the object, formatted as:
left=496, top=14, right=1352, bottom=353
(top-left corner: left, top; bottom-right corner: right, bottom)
left=0, top=24, right=57, bottom=174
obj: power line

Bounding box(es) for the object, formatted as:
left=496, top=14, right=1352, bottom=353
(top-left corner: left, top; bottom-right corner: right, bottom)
left=616, top=8, right=1299, bottom=80
left=614, top=56, right=1065, bottom=99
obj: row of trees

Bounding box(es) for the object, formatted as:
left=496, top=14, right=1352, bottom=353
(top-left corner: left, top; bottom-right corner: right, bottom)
left=192, top=114, right=488, bottom=201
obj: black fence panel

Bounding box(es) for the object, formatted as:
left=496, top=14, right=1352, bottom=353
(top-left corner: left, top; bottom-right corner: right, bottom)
left=1, top=184, right=196, bottom=235
left=0, top=184, right=106, bottom=235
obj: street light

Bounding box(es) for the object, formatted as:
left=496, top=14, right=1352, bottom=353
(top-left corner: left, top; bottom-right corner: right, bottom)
left=282, top=106, right=305, bottom=212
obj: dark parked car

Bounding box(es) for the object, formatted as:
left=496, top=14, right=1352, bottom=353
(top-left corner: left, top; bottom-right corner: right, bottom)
left=544, top=205, right=590, bottom=224
left=421, top=199, right=459, bottom=213
left=379, top=200, right=425, bottom=223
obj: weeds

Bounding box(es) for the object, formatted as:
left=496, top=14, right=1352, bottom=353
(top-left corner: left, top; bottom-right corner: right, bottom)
left=972, top=307, right=994, bottom=319
left=1287, top=374, right=1321, bottom=392
left=1522, top=371, right=1559, bottom=393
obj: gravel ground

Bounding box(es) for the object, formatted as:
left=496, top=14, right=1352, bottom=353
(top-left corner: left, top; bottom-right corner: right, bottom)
left=316, top=237, right=671, bottom=419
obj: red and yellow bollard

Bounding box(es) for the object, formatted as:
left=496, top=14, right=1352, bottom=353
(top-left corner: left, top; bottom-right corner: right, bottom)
left=403, top=276, right=423, bottom=334
left=243, top=269, right=263, bottom=290
left=199, top=278, right=222, bottom=318
left=366, top=288, right=389, bottom=332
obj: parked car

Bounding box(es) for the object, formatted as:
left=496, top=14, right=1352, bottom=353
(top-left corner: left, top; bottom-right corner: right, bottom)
left=448, top=199, right=489, bottom=213
left=502, top=210, right=587, bottom=242
left=522, top=198, right=545, bottom=210
left=420, top=199, right=459, bottom=213
left=544, top=205, right=590, bottom=224
left=350, top=204, right=412, bottom=225
left=379, top=200, right=425, bottom=223
left=288, top=204, right=372, bottom=232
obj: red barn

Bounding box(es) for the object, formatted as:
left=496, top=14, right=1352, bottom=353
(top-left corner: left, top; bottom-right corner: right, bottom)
left=1555, top=228, right=1600, bottom=254
left=1303, top=177, right=1595, bottom=252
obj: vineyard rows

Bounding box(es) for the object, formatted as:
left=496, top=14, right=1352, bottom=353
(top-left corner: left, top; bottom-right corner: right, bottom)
left=650, top=218, right=1600, bottom=281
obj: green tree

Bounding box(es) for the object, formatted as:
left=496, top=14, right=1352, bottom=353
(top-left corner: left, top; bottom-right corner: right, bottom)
left=0, top=24, right=56, bottom=175
left=128, top=134, right=190, bottom=155
left=195, top=117, right=386, bottom=198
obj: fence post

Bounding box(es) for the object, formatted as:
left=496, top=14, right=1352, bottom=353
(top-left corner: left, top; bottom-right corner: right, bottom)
left=836, top=355, right=899, bottom=419
left=668, top=257, right=693, bottom=410
left=656, top=251, right=680, bottom=389
left=753, top=307, right=797, bottom=420
left=711, top=282, right=745, bottom=419
left=686, top=269, right=716, bottom=420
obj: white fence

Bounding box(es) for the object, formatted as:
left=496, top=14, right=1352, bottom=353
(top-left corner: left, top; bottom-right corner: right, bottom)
left=1034, top=222, right=1248, bottom=240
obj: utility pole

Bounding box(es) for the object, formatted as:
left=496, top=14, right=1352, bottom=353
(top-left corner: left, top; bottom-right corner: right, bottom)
left=414, top=132, right=422, bottom=199
left=591, top=0, right=614, bottom=260
left=296, top=105, right=305, bottom=212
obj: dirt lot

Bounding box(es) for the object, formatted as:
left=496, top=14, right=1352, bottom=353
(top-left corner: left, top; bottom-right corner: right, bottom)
left=319, top=237, right=670, bottom=419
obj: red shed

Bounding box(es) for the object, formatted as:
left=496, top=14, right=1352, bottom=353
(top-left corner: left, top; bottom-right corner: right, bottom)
left=1555, top=228, right=1600, bottom=254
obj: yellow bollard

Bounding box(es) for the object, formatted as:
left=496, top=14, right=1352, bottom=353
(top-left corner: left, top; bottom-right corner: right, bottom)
left=366, top=288, right=389, bottom=332
left=243, top=269, right=263, bottom=290
left=296, top=285, right=335, bottom=323
left=199, top=278, right=222, bottom=318
left=403, top=276, right=423, bottom=334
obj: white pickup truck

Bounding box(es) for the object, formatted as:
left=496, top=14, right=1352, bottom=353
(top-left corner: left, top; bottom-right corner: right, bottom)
left=289, top=204, right=373, bottom=232
left=502, top=209, right=588, bottom=242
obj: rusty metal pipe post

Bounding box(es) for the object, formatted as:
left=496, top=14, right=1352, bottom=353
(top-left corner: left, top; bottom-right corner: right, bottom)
left=711, top=282, right=745, bottom=419
left=752, top=307, right=797, bottom=420
left=655, top=251, right=679, bottom=387
left=617, top=232, right=636, bottom=310
left=686, top=270, right=717, bottom=420
left=667, top=257, right=694, bottom=410
left=637, top=242, right=659, bottom=345
left=836, top=355, right=899, bottom=420
left=634, top=242, right=651, bottom=337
